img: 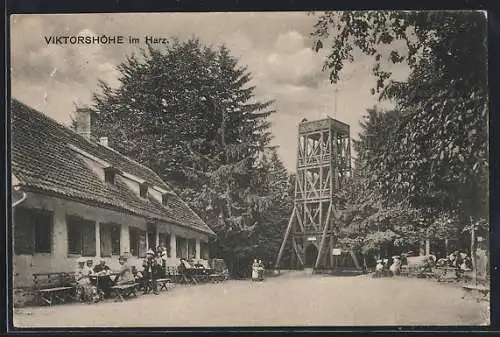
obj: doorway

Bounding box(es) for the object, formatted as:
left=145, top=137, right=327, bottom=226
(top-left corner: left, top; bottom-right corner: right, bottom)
left=304, top=244, right=319, bottom=267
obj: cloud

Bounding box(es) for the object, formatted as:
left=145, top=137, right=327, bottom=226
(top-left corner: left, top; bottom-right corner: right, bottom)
left=10, top=12, right=410, bottom=172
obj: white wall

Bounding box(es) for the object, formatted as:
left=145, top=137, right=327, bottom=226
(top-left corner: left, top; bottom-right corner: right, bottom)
left=13, top=193, right=210, bottom=288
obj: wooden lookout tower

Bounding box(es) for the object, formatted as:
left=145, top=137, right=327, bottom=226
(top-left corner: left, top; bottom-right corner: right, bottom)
left=275, top=117, right=357, bottom=272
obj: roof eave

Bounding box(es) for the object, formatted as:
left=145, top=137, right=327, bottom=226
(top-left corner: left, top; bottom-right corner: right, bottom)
left=20, top=186, right=216, bottom=237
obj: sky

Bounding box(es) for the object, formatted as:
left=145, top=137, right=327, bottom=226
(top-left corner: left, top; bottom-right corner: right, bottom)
left=10, top=12, right=410, bottom=171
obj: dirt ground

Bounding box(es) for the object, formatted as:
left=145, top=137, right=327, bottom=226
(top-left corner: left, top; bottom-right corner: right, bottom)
left=12, top=270, right=489, bottom=328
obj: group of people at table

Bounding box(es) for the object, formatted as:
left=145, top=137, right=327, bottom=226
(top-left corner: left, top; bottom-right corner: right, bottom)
left=74, top=247, right=209, bottom=303
left=374, top=250, right=473, bottom=278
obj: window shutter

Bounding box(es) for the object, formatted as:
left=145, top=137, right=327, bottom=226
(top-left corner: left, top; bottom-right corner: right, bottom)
left=176, top=237, right=183, bottom=259
left=138, top=231, right=147, bottom=258
left=67, top=218, right=82, bottom=255
left=34, top=210, right=53, bottom=253
left=82, top=220, right=96, bottom=257
left=100, top=224, right=112, bottom=257
left=111, top=225, right=121, bottom=256
left=13, top=209, right=34, bottom=255
left=188, top=239, right=196, bottom=259
left=129, top=228, right=136, bottom=256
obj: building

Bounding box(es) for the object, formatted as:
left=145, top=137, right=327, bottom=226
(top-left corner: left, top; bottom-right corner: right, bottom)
left=11, top=99, right=216, bottom=288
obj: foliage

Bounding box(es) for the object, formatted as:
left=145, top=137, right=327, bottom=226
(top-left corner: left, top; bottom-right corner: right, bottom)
left=90, top=38, right=290, bottom=276
left=311, top=11, right=489, bottom=238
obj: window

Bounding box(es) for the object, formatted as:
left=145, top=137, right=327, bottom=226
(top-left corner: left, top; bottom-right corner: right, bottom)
left=100, top=223, right=121, bottom=257
left=158, top=233, right=171, bottom=257
left=176, top=236, right=187, bottom=259
left=161, top=193, right=172, bottom=207
left=104, top=167, right=118, bottom=184
left=140, top=183, right=149, bottom=199
left=200, top=241, right=210, bottom=260
left=147, top=223, right=156, bottom=249
left=67, top=215, right=96, bottom=256
left=14, top=207, right=53, bottom=255
left=188, top=239, right=197, bottom=259
left=129, top=227, right=147, bottom=258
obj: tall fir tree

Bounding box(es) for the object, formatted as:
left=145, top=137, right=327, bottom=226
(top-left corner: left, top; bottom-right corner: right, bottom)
left=90, top=38, right=284, bottom=276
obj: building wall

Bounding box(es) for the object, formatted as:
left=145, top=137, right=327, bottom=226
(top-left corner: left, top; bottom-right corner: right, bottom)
left=13, top=192, right=211, bottom=288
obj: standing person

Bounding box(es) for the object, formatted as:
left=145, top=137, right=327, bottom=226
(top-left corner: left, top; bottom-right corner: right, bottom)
left=389, top=256, right=402, bottom=276
left=142, top=249, right=159, bottom=295
left=251, top=259, right=259, bottom=281
left=155, top=249, right=166, bottom=278
left=257, top=260, right=265, bottom=281
left=375, top=259, right=384, bottom=278
left=382, top=258, right=389, bottom=277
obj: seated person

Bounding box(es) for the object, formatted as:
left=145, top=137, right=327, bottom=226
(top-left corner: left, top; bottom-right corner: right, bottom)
left=131, top=266, right=144, bottom=281
left=182, top=258, right=193, bottom=269
left=75, top=257, right=101, bottom=303
left=194, top=260, right=205, bottom=269
left=93, top=259, right=111, bottom=275
left=178, top=258, right=194, bottom=279
left=115, top=255, right=135, bottom=285
left=93, top=259, right=113, bottom=297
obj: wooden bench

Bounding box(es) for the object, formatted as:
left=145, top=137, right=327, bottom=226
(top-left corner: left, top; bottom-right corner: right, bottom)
left=33, top=272, right=76, bottom=306
left=111, top=283, right=140, bottom=302
left=399, top=265, right=410, bottom=277
left=156, top=278, right=173, bottom=291
left=168, top=266, right=197, bottom=285
left=166, top=266, right=182, bottom=283
left=209, top=271, right=229, bottom=283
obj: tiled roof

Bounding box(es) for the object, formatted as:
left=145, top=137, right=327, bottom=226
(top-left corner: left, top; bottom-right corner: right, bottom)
left=11, top=99, right=215, bottom=236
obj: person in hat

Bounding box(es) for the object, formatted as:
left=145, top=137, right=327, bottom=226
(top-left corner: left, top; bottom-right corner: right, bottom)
left=142, top=249, right=159, bottom=294
left=74, top=257, right=100, bottom=303
left=115, top=255, right=135, bottom=285
left=154, top=249, right=166, bottom=279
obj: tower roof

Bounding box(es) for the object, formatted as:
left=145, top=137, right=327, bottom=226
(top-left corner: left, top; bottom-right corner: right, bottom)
left=298, top=117, right=349, bottom=135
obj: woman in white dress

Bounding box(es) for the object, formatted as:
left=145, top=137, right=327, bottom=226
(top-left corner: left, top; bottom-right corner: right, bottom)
left=389, top=256, right=402, bottom=276
left=251, top=259, right=259, bottom=281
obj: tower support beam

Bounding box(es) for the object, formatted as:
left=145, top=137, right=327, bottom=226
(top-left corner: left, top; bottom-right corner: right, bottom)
left=275, top=117, right=353, bottom=274
left=275, top=206, right=297, bottom=269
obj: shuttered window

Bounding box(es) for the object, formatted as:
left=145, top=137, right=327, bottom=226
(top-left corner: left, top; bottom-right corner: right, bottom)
left=14, top=207, right=53, bottom=255
left=159, top=233, right=171, bottom=257
left=129, top=227, right=147, bottom=258
left=200, top=241, right=210, bottom=260
left=176, top=236, right=187, bottom=259
left=67, top=215, right=96, bottom=256
left=188, top=239, right=197, bottom=260
left=100, top=223, right=121, bottom=257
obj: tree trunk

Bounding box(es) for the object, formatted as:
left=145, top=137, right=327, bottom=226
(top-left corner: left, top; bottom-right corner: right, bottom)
left=470, top=219, right=477, bottom=283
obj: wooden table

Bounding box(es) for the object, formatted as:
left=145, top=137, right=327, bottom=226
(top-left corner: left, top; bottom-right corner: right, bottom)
left=111, top=282, right=140, bottom=302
